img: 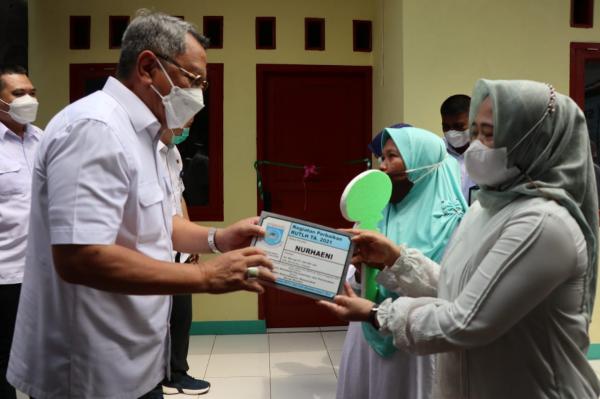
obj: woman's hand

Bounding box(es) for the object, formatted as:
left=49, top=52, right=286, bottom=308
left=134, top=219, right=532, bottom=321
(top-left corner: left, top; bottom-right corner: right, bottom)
left=317, top=282, right=375, bottom=322
left=344, top=229, right=401, bottom=267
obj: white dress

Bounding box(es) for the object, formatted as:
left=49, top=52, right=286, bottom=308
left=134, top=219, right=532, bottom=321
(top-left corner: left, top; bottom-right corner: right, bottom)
left=336, top=268, right=434, bottom=399
left=376, top=197, right=600, bottom=399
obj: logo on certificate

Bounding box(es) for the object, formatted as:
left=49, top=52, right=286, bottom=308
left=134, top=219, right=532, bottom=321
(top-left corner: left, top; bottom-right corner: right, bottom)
left=265, top=224, right=284, bottom=246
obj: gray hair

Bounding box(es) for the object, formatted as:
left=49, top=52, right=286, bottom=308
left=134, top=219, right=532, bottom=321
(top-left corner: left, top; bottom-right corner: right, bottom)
left=117, top=9, right=209, bottom=80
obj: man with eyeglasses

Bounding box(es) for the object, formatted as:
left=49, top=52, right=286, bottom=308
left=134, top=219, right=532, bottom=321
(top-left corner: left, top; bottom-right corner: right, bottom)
left=7, top=10, right=274, bottom=399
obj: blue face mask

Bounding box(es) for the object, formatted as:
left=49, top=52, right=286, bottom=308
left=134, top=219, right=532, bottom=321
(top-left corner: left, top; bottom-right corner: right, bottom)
left=171, top=127, right=190, bottom=145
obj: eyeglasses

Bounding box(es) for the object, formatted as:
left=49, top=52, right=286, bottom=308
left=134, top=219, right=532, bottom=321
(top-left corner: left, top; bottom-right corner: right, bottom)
left=156, top=54, right=209, bottom=91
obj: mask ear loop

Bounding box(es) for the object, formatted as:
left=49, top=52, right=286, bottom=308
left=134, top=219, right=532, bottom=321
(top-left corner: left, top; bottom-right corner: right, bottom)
left=150, top=58, right=177, bottom=100
left=405, top=156, right=446, bottom=184
left=506, top=84, right=556, bottom=158
left=505, top=84, right=558, bottom=199
left=155, top=58, right=176, bottom=88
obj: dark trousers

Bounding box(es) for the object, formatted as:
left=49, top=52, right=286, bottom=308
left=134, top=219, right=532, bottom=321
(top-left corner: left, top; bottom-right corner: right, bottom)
left=170, top=293, right=192, bottom=374
left=0, top=284, right=21, bottom=399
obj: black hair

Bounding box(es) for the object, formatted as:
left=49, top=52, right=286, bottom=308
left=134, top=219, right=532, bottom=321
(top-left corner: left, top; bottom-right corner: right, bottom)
left=0, top=65, right=28, bottom=91
left=440, top=94, right=470, bottom=116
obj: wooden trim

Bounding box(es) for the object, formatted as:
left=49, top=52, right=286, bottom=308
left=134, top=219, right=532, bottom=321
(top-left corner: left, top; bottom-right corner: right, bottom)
left=108, top=16, right=130, bottom=49
left=187, top=63, right=224, bottom=221
left=305, top=18, right=325, bottom=51
left=571, top=0, right=594, bottom=28
left=353, top=20, right=372, bottom=52
left=256, top=17, right=276, bottom=50
left=569, top=42, right=600, bottom=108
left=69, top=16, right=91, bottom=50
left=203, top=16, right=224, bottom=49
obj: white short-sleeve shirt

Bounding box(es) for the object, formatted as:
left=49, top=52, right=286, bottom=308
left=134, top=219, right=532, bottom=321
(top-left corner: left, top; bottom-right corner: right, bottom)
left=158, top=141, right=185, bottom=217
left=444, top=139, right=477, bottom=202
left=0, top=122, right=42, bottom=284
left=7, top=77, right=175, bottom=399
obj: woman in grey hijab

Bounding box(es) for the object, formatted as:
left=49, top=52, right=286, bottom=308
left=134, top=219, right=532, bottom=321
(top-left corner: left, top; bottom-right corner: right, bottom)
left=320, top=79, right=600, bottom=399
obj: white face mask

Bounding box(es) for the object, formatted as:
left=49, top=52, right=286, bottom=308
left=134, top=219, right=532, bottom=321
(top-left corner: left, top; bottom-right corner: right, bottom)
left=1, top=94, right=39, bottom=124
left=151, top=59, right=205, bottom=129
left=444, top=129, right=470, bottom=148
left=465, top=139, right=520, bottom=187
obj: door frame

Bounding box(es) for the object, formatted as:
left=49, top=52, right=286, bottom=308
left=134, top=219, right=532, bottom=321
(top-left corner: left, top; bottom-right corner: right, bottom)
left=69, top=62, right=224, bottom=221
left=255, top=63, right=372, bottom=323
left=570, top=42, right=600, bottom=108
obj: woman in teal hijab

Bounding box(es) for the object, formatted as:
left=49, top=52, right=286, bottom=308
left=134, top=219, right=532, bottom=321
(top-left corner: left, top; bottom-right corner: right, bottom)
left=336, top=126, right=467, bottom=399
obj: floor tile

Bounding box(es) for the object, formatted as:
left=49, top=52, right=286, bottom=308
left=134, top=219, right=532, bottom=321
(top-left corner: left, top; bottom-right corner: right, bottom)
left=270, top=350, right=335, bottom=376
left=201, top=376, right=270, bottom=399
left=322, top=331, right=346, bottom=351
left=205, top=353, right=270, bottom=378
left=328, top=350, right=343, bottom=376
left=269, top=332, right=326, bottom=353
left=320, top=326, right=348, bottom=332
left=186, top=354, right=211, bottom=379
left=271, top=374, right=337, bottom=399
left=212, top=334, right=269, bottom=354
left=188, top=335, right=216, bottom=354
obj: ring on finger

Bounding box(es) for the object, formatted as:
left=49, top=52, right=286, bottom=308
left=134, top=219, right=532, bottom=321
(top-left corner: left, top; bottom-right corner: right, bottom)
left=246, top=266, right=260, bottom=279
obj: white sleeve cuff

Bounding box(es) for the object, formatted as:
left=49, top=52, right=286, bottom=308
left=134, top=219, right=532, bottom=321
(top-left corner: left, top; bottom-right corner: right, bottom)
left=376, top=245, right=440, bottom=297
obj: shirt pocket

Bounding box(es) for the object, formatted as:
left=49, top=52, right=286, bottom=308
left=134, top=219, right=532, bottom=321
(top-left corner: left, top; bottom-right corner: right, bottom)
left=137, top=181, right=165, bottom=243
left=0, top=160, right=24, bottom=197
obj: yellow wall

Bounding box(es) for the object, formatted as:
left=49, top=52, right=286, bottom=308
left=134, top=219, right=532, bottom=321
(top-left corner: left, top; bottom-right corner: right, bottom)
left=29, top=0, right=600, bottom=337
left=373, top=0, right=600, bottom=133
left=29, top=0, right=374, bottom=321
left=372, top=0, right=600, bottom=341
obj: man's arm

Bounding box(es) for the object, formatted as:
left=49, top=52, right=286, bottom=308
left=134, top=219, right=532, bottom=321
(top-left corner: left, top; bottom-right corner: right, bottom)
left=52, top=244, right=274, bottom=295
left=172, top=215, right=265, bottom=254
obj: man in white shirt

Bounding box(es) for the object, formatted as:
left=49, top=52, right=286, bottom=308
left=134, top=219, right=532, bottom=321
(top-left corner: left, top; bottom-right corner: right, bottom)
left=7, top=10, right=274, bottom=399
left=157, top=124, right=211, bottom=395
left=441, top=94, right=477, bottom=203
left=0, top=65, right=42, bottom=399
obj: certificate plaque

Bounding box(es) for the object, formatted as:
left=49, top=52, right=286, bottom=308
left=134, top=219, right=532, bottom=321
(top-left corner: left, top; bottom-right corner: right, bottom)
left=252, top=211, right=354, bottom=301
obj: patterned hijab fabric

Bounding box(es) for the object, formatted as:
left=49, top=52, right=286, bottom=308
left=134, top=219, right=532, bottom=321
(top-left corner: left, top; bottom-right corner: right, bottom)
left=469, top=79, right=599, bottom=319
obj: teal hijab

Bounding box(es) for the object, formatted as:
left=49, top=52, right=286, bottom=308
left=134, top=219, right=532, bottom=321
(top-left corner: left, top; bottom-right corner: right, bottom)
left=363, top=126, right=467, bottom=357
left=470, top=79, right=599, bottom=320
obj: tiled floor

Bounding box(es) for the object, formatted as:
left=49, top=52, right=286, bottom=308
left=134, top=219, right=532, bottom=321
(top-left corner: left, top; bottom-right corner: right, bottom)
left=183, top=329, right=345, bottom=399
left=15, top=331, right=600, bottom=399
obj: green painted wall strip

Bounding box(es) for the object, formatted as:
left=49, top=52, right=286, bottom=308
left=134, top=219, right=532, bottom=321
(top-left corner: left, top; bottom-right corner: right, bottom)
left=588, top=344, right=600, bottom=360
left=190, top=320, right=266, bottom=335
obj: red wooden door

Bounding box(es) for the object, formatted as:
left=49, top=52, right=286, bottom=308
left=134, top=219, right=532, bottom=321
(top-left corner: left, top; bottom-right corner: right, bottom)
left=256, top=64, right=372, bottom=328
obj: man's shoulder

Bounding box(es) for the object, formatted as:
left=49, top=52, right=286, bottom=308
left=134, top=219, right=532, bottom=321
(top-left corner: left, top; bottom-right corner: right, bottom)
left=44, top=91, right=131, bottom=141
left=66, top=90, right=124, bottom=123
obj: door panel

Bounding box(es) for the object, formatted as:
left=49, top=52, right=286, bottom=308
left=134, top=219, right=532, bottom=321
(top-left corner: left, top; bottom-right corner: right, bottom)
left=257, top=64, right=372, bottom=328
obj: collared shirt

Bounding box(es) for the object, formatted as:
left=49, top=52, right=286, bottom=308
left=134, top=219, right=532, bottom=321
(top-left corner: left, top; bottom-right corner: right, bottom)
left=8, top=77, right=174, bottom=399
left=0, top=122, right=42, bottom=284
left=158, top=141, right=191, bottom=263
left=444, top=138, right=477, bottom=203
left=158, top=140, right=184, bottom=217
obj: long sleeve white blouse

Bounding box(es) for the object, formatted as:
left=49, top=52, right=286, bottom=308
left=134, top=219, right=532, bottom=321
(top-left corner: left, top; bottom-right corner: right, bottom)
left=374, top=197, right=599, bottom=399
